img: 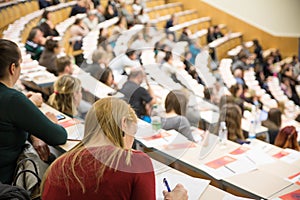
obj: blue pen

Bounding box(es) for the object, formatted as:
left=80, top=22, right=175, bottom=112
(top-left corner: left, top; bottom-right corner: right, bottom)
left=163, top=178, right=171, bottom=192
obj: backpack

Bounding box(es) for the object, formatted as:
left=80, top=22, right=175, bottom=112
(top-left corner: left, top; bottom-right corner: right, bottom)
left=0, top=182, right=30, bottom=200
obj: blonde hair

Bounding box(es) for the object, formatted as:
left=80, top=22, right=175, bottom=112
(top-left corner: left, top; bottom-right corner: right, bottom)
left=48, top=75, right=81, bottom=117
left=42, top=97, right=138, bottom=195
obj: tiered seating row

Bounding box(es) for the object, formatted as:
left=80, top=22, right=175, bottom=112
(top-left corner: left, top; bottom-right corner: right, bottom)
left=150, top=9, right=198, bottom=30
left=145, top=2, right=183, bottom=19
left=208, top=32, right=243, bottom=61
left=146, top=0, right=165, bottom=8
left=0, top=0, right=39, bottom=37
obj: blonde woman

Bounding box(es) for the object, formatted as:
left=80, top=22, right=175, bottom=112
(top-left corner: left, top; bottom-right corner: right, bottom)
left=48, top=75, right=82, bottom=118
left=42, top=97, right=187, bottom=199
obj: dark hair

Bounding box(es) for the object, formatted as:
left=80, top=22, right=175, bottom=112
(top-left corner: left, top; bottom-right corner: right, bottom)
left=45, top=39, right=58, bottom=52
left=56, top=56, right=71, bottom=73
left=27, top=27, right=41, bottom=41
left=229, top=84, right=242, bottom=97
left=42, top=10, right=50, bottom=19
left=125, top=49, right=136, bottom=57
left=267, top=108, right=282, bottom=127
left=0, top=39, right=21, bottom=79
left=165, top=90, right=188, bottom=115
left=219, top=95, right=235, bottom=109
left=219, top=103, right=244, bottom=142
left=100, top=67, right=113, bottom=85
left=164, top=51, right=172, bottom=62
left=274, top=126, right=300, bottom=151
left=253, top=39, right=259, bottom=46
left=74, top=18, right=82, bottom=25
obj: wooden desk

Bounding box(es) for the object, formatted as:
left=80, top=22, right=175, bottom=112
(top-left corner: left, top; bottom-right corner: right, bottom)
left=223, top=170, right=293, bottom=199
left=137, top=128, right=300, bottom=199
left=152, top=158, right=247, bottom=200
left=39, top=103, right=82, bottom=152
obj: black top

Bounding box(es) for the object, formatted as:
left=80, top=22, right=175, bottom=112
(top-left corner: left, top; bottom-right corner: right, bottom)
left=0, top=82, right=67, bottom=183
left=119, top=81, right=152, bottom=118
left=39, top=22, right=59, bottom=38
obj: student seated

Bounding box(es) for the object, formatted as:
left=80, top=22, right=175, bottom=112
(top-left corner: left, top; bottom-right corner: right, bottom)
left=0, top=39, right=67, bottom=184
left=39, top=39, right=61, bottom=75
left=162, top=90, right=195, bottom=142
left=217, top=103, right=246, bottom=143
left=120, top=68, right=156, bottom=120
left=39, top=10, right=59, bottom=37
left=25, top=27, right=46, bottom=61
left=274, top=126, right=300, bottom=151
left=99, top=67, right=118, bottom=90
left=56, top=56, right=74, bottom=76
left=48, top=75, right=82, bottom=118
left=42, top=97, right=188, bottom=200
left=262, top=108, right=282, bottom=144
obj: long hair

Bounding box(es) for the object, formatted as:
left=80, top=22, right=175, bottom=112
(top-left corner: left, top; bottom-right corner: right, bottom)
left=165, top=90, right=188, bottom=116
left=274, top=126, right=299, bottom=151
left=48, top=75, right=81, bottom=117
left=267, top=108, right=282, bottom=128
left=42, top=97, right=138, bottom=195
left=218, top=103, right=244, bottom=142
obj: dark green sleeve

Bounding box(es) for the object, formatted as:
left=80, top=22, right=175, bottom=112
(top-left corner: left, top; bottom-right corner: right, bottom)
left=8, top=92, right=67, bottom=145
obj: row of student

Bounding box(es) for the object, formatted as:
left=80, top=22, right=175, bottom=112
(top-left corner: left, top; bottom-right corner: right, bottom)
left=0, top=39, right=188, bottom=199
left=230, top=41, right=300, bottom=106
left=26, top=7, right=299, bottom=146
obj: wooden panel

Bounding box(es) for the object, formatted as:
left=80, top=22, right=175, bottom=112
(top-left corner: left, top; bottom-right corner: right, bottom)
left=167, top=0, right=298, bottom=58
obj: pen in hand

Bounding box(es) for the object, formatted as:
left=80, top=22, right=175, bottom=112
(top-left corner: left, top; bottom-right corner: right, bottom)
left=163, top=178, right=171, bottom=192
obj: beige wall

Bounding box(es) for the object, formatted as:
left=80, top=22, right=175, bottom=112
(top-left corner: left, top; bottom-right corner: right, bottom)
left=202, top=0, right=300, bottom=38
left=167, top=0, right=299, bottom=58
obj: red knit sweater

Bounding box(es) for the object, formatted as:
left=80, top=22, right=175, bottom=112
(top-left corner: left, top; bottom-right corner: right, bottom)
left=42, top=146, right=155, bottom=200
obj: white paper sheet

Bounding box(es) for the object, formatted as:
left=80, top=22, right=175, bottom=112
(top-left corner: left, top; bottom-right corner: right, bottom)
left=66, top=123, right=85, bottom=140
left=155, top=173, right=210, bottom=200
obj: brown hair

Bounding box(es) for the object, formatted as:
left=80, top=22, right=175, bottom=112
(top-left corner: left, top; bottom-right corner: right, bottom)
left=219, top=103, right=244, bottom=142
left=274, top=126, right=300, bottom=151
left=0, top=39, right=21, bottom=79
left=56, top=56, right=72, bottom=74
left=165, top=90, right=188, bottom=116
left=267, top=108, right=282, bottom=128
left=219, top=95, right=235, bottom=110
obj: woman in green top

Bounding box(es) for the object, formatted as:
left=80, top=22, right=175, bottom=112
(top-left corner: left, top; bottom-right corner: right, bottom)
left=0, top=39, right=67, bottom=184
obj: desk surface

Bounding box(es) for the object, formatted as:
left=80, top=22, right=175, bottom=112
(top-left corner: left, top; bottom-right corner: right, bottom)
left=152, top=159, right=247, bottom=200
left=137, top=129, right=300, bottom=200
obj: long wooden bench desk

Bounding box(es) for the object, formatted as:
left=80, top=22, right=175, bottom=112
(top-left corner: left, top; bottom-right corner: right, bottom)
left=135, top=125, right=300, bottom=199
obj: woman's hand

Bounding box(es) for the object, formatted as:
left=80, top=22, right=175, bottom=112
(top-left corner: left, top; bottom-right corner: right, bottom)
left=45, top=112, right=58, bottom=124
left=27, top=92, right=43, bottom=107
left=31, top=135, right=50, bottom=162
left=163, top=184, right=188, bottom=200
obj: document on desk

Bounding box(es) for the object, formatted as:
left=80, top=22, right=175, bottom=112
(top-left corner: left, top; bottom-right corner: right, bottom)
left=138, top=130, right=179, bottom=148
left=201, top=155, right=257, bottom=180
left=64, top=122, right=84, bottom=141
left=243, top=149, right=276, bottom=166
left=287, top=171, right=300, bottom=185
left=273, top=149, right=300, bottom=164
left=155, top=173, right=210, bottom=200
left=271, top=189, right=300, bottom=200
